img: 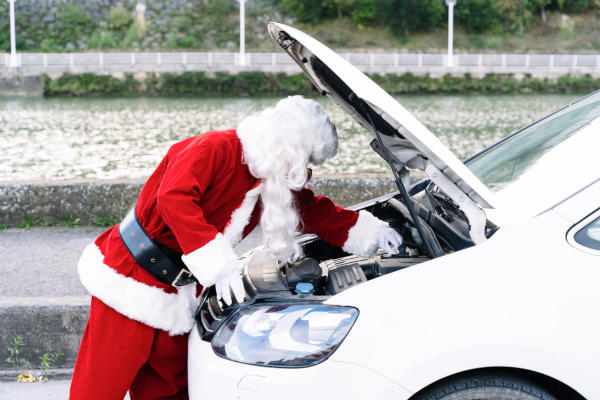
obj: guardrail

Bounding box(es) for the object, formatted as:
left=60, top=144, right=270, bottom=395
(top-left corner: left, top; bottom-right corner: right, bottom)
left=1, top=51, right=600, bottom=76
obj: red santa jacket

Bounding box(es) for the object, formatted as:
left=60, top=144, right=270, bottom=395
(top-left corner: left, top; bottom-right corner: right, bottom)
left=77, top=129, right=387, bottom=335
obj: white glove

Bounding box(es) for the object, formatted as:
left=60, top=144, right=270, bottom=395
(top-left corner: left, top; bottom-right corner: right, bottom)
left=215, top=260, right=246, bottom=306
left=377, top=228, right=403, bottom=254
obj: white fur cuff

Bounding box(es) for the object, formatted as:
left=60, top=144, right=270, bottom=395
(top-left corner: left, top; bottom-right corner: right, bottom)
left=181, top=233, right=237, bottom=286
left=342, top=210, right=389, bottom=258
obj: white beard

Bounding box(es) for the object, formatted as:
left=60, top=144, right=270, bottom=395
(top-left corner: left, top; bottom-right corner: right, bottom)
left=259, top=175, right=304, bottom=264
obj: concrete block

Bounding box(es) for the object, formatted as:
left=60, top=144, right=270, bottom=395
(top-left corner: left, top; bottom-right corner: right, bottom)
left=397, top=54, right=418, bottom=66
left=347, top=54, right=370, bottom=65
left=482, top=54, right=502, bottom=66
left=160, top=53, right=184, bottom=64
left=247, top=53, right=269, bottom=65
left=133, top=52, right=158, bottom=65
left=102, top=53, right=131, bottom=65
left=506, top=54, right=526, bottom=66
left=530, top=54, right=550, bottom=67
left=373, top=54, right=395, bottom=66
left=0, top=302, right=89, bottom=370
left=72, top=53, right=100, bottom=67
left=212, top=53, right=235, bottom=64
left=46, top=53, right=70, bottom=66
left=422, top=54, right=443, bottom=66
left=458, top=54, right=479, bottom=66
left=186, top=53, right=210, bottom=64
left=577, top=55, right=596, bottom=67
left=20, top=53, right=44, bottom=66
left=554, top=55, right=574, bottom=67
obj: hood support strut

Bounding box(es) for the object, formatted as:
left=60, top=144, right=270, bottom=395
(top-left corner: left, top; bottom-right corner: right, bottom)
left=425, top=164, right=488, bottom=244
left=356, top=95, right=444, bottom=259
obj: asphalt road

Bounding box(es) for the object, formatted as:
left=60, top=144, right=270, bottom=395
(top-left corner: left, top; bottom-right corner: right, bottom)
left=0, top=226, right=263, bottom=302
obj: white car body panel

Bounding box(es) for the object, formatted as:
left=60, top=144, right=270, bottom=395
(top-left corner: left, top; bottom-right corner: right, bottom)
left=188, top=326, right=412, bottom=399
left=326, top=183, right=600, bottom=399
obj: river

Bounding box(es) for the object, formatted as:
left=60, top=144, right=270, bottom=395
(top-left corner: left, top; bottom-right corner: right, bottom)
left=0, top=94, right=580, bottom=181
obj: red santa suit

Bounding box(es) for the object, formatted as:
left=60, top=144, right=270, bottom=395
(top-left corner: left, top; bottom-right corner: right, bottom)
left=70, top=129, right=388, bottom=399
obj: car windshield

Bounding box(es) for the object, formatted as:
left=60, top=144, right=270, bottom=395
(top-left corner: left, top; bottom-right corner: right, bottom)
left=466, top=90, right=600, bottom=192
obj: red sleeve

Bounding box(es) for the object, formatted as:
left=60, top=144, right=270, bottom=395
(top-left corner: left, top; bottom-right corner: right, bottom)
left=294, top=188, right=389, bottom=257
left=294, top=188, right=359, bottom=246
left=156, top=137, right=237, bottom=286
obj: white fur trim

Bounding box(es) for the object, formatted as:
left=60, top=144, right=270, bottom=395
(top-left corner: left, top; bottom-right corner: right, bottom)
left=223, top=184, right=262, bottom=246
left=342, top=210, right=389, bottom=258
left=77, top=243, right=199, bottom=336
left=181, top=233, right=237, bottom=287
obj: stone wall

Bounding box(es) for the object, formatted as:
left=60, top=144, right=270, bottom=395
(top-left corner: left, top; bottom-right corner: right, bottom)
left=0, top=175, right=398, bottom=227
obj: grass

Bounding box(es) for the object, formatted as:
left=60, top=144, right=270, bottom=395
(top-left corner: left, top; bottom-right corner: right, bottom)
left=92, top=214, right=120, bottom=227
left=61, top=214, right=80, bottom=227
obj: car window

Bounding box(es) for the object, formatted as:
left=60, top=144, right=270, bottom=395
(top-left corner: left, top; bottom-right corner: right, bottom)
left=574, top=215, right=600, bottom=251
left=466, top=91, right=600, bottom=192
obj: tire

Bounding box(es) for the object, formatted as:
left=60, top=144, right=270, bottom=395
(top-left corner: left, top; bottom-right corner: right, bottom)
left=413, top=372, right=557, bottom=400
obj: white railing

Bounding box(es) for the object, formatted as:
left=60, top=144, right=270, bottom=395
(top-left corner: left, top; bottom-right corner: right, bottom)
left=1, top=51, right=599, bottom=76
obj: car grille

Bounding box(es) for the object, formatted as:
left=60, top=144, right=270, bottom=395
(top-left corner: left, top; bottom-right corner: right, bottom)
left=194, top=287, right=233, bottom=341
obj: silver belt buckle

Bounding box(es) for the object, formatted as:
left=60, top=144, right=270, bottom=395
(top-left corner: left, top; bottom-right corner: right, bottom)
left=172, top=268, right=194, bottom=287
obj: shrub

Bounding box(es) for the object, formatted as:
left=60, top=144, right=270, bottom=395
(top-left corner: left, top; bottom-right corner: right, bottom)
left=108, top=4, right=133, bottom=32
left=455, top=0, right=498, bottom=33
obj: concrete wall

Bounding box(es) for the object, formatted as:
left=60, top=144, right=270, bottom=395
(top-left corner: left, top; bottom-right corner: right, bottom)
left=2, top=51, right=600, bottom=78
left=0, top=175, right=397, bottom=227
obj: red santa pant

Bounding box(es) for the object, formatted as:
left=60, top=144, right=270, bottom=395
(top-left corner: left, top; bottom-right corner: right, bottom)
left=70, top=296, right=189, bottom=400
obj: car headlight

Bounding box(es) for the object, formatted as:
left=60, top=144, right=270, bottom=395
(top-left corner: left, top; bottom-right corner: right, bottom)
left=211, top=303, right=359, bottom=367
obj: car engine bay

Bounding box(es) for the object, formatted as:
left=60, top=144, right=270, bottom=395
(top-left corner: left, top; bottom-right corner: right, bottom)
left=195, top=184, right=489, bottom=341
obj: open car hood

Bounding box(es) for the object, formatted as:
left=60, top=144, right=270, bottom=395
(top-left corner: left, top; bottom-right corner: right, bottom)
left=268, top=23, right=496, bottom=213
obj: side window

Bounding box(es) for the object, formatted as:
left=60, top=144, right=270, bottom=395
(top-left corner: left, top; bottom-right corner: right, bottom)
left=568, top=209, right=600, bottom=255
left=574, top=216, right=600, bottom=251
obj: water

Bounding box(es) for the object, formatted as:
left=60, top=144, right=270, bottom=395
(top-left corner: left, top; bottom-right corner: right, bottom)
left=0, top=94, right=580, bottom=181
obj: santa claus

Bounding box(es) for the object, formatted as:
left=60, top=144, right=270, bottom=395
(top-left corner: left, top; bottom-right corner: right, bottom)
left=70, top=96, right=403, bottom=399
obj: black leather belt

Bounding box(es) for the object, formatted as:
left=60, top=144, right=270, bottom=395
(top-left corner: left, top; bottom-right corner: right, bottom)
left=118, top=206, right=196, bottom=287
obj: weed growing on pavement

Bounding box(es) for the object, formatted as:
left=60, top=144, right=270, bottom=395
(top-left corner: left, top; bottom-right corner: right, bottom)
left=92, top=213, right=120, bottom=227
left=6, top=336, right=31, bottom=371
left=40, top=220, right=55, bottom=227
left=0, top=221, right=7, bottom=229
left=17, top=215, right=36, bottom=229
left=39, top=350, right=63, bottom=382
left=61, top=214, right=80, bottom=227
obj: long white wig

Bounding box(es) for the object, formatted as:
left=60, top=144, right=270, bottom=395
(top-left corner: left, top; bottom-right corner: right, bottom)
left=237, top=95, right=338, bottom=263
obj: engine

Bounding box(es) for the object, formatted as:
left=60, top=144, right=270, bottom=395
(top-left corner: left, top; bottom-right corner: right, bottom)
left=240, top=246, right=429, bottom=298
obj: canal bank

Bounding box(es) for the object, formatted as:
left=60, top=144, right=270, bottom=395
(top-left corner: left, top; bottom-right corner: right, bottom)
left=1, top=70, right=599, bottom=97
left=0, top=175, right=400, bottom=227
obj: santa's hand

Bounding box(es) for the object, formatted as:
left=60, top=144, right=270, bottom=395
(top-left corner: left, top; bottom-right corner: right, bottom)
left=215, top=261, right=245, bottom=306
left=377, top=228, right=403, bottom=254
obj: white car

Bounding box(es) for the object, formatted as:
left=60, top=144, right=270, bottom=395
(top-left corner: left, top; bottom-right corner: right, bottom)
left=188, top=23, right=600, bottom=400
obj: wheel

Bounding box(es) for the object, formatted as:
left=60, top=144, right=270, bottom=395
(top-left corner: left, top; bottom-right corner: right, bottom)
left=413, top=372, right=557, bottom=400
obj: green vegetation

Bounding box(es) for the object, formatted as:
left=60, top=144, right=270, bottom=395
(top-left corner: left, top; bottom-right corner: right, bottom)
left=60, top=214, right=80, bottom=227
left=43, top=71, right=600, bottom=97
left=0, top=0, right=599, bottom=52
left=92, top=214, right=120, bottom=227
left=0, top=221, right=7, bottom=229
left=38, top=350, right=63, bottom=382
left=6, top=336, right=27, bottom=368
left=17, top=215, right=35, bottom=229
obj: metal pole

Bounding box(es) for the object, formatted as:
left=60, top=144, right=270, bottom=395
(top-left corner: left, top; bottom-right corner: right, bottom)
left=239, top=0, right=246, bottom=66
left=447, top=1, right=455, bottom=67
left=8, top=0, right=18, bottom=68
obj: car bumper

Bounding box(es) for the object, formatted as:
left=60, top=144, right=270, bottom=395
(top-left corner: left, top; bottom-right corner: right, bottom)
left=188, top=323, right=412, bottom=400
